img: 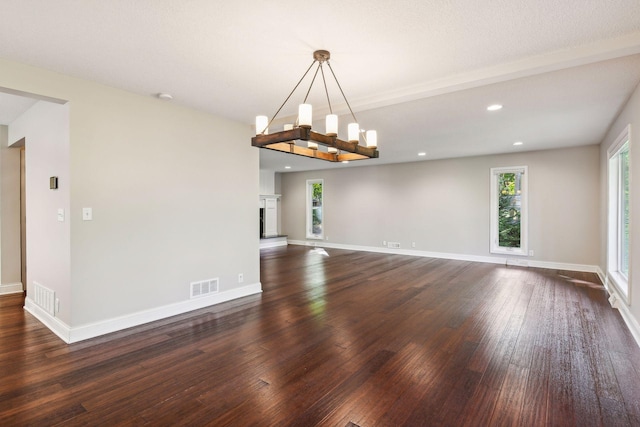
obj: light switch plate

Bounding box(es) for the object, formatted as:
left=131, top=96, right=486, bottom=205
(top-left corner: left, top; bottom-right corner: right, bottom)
left=82, top=207, right=92, bottom=221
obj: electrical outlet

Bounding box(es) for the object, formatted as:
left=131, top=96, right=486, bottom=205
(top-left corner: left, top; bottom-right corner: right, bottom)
left=238, top=273, right=244, bottom=283
left=383, top=241, right=386, bottom=246
left=529, top=250, right=534, bottom=256
left=412, top=242, right=416, bottom=248
left=55, top=298, right=60, bottom=313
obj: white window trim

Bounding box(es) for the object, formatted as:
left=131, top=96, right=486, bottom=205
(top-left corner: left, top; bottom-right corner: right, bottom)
left=306, top=179, right=324, bottom=240
left=490, top=166, right=528, bottom=256
left=607, top=124, right=631, bottom=303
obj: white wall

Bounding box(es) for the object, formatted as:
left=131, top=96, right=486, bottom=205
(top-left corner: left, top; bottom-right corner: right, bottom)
left=1, top=57, right=260, bottom=340
left=259, top=169, right=276, bottom=195
left=9, top=101, right=72, bottom=323
left=0, top=125, right=21, bottom=290
left=600, top=81, right=640, bottom=338
left=280, top=145, right=600, bottom=266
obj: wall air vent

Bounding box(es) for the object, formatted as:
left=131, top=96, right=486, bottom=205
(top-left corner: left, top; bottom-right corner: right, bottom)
left=506, top=258, right=528, bottom=267
left=387, top=242, right=401, bottom=249
left=190, top=278, right=219, bottom=299
left=33, top=282, right=55, bottom=315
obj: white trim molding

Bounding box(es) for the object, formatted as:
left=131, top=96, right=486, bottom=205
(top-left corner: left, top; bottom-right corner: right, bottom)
left=25, top=283, right=262, bottom=344
left=490, top=165, right=528, bottom=256
left=260, top=237, right=288, bottom=249
left=24, top=297, right=72, bottom=342
left=603, top=279, right=640, bottom=348
left=596, top=267, right=607, bottom=287
left=0, top=282, right=24, bottom=295
left=287, top=240, right=599, bottom=273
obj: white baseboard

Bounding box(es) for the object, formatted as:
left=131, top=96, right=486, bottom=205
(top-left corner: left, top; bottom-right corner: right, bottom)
left=287, top=240, right=506, bottom=264
left=527, top=260, right=600, bottom=273
left=287, top=240, right=599, bottom=272
left=24, top=282, right=262, bottom=344
left=602, top=277, right=640, bottom=348
left=596, top=266, right=606, bottom=285
left=0, top=282, right=24, bottom=295
left=24, top=297, right=72, bottom=342
left=260, top=239, right=288, bottom=249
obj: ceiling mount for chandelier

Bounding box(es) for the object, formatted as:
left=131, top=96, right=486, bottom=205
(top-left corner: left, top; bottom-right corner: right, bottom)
left=252, top=50, right=379, bottom=162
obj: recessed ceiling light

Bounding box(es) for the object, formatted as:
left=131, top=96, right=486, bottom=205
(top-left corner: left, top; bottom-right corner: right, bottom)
left=513, top=141, right=523, bottom=146
left=342, top=160, right=349, bottom=164
left=284, top=166, right=291, bottom=169
left=487, top=104, right=503, bottom=111
left=418, top=152, right=427, bottom=156
left=157, top=93, right=173, bottom=101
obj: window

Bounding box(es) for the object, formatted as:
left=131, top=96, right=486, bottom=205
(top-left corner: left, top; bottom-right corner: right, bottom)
left=490, top=166, right=528, bottom=255
left=607, top=125, right=630, bottom=300
left=306, top=179, right=324, bottom=239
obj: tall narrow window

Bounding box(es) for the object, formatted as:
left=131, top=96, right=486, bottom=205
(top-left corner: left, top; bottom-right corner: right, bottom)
left=607, top=125, right=630, bottom=300
left=306, top=179, right=324, bottom=239
left=490, top=166, right=528, bottom=255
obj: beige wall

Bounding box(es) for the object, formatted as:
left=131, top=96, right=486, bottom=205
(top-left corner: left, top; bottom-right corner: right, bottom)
left=1, top=58, right=260, bottom=330
left=0, top=125, right=21, bottom=286
left=9, top=101, right=72, bottom=322
left=600, top=81, right=640, bottom=324
left=280, top=145, right=600, bottom=266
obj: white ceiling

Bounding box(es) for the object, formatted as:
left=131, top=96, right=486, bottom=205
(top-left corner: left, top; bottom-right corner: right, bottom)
left=1, top=0, right=640, bottom=171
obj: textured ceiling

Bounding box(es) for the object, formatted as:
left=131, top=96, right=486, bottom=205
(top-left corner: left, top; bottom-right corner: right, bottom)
left=1, top=0, right=640, bottom=171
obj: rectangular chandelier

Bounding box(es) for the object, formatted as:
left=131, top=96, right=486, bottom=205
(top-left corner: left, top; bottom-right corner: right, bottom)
left=252, top=50, right=379, bottom=163
left=251, top=126, right=378, bottom=162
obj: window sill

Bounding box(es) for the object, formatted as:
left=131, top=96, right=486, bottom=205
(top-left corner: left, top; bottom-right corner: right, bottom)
left=490, top=247, right=527, bottom=256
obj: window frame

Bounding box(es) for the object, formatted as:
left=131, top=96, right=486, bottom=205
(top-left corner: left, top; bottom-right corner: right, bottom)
left=306, top=179, right=324, bottom=240
left=607, top=125, right=631, bottom=303
left=490, top=166, right=528, bottom=256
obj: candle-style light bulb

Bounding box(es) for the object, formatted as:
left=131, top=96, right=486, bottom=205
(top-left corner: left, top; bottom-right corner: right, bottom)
left=299, top=104, right=312, bottom=128
left=326, top=114, right=338, bottom=136
left=256, top=115, right=268, bottom=135
left=366, top=130, right=377, bottom=148
left=348, top=123, right=360, bottom=143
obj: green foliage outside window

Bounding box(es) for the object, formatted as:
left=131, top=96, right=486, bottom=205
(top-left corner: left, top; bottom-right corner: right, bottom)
left=498, top=173, right=521, bottom=248
left=311, top=182, right=323, bottom=235
left=312, top=182, right=323, bottom=204
left=620, top=149, right=630, bottom=276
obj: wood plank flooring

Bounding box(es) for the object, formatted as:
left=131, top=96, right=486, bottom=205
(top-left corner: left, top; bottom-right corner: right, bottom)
left=1, top=245, right=640, bottom=426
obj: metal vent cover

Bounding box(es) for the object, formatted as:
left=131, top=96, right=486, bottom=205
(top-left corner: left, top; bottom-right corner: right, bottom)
left=33, top=282, right=55, bottom=315
left=190, top=278, right=219, bottom=299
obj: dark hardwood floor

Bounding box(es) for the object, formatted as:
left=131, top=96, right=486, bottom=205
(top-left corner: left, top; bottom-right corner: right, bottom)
left=1, top=245, right=640, bottom=426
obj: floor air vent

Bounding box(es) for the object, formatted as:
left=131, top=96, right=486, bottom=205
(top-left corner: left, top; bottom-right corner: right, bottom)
left=33, top=282, right=55, bottom=315
left=190, top=278, right=219, bottom=299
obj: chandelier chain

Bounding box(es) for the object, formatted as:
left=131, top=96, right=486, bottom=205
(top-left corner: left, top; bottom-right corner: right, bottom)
left=303, top=62, right=321, bottom=104
left=325, top=61, right=359, bottom=126
left=260, top=51, right=368, bottom=144
left=262, top=59, right=317, bottom=134
left=319, top=62, right=333, bottom=114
